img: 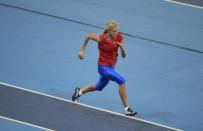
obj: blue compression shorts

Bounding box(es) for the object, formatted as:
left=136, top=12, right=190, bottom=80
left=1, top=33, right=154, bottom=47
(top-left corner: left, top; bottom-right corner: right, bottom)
left=95, top=65, right=125, bottom=91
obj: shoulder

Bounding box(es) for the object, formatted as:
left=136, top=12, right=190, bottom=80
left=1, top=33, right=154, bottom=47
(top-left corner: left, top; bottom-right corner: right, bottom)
left=99, top=32, right=107, bottom=42
left=117, top=32, right=123, bottom=37
left=116, top=33, right=123, bottom=42
left=99, top=31, right=107, bottom=37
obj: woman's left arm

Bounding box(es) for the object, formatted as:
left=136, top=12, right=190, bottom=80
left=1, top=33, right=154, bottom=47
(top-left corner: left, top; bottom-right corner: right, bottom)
left=117, top=40, right=126, bottom=58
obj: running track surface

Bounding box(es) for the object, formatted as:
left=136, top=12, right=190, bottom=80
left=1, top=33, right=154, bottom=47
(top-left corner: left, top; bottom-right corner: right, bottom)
left=0, top=0, right=203, bottom=131
left=0, top=83, right=181, bottom=131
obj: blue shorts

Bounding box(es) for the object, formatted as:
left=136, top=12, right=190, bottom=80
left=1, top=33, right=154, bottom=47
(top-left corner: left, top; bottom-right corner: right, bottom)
left=95, top=65, right=125, bottom=91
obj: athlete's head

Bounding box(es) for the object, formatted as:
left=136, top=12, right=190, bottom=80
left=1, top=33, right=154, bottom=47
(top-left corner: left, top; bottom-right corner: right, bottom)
left=105, top=20, right=119, bottom=39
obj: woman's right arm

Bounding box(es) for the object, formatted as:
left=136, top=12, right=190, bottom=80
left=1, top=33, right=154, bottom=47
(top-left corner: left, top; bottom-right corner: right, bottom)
left=78, top=33, right=100, bottom=60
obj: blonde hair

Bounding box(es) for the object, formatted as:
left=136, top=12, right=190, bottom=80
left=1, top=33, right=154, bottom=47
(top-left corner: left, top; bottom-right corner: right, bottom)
left=105, top=20, right=119, bottom=31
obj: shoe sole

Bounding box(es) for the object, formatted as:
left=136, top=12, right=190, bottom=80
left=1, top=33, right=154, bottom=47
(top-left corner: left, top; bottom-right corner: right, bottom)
left=125, top=112, right=138, bottom=116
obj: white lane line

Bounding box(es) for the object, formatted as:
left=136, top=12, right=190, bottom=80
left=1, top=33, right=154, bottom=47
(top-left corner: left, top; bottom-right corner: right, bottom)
left=165, top=0, right=203, bottom=9
left=0, top=82, right=182, bottom=131
left=0, top=115, right=55, bottom=131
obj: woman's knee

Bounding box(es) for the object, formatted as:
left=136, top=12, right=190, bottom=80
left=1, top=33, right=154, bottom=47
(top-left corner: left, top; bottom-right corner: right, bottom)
left=95, top=83, right=106, bottom=91
left=118, top=77, right=125, bottom=85
left=95, top=77, right=109, bottom=91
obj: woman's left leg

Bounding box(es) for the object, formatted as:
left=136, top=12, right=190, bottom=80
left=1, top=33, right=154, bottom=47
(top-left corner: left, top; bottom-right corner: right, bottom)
left=102, top=67, right=128, bottom=107
left=103, top=68, right=137, bottom=115
left=118, top=84, right=128, bottom=108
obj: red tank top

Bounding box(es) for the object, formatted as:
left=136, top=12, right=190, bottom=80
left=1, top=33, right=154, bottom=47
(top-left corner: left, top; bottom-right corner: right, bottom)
left=98, top=32, right=123, bottom=66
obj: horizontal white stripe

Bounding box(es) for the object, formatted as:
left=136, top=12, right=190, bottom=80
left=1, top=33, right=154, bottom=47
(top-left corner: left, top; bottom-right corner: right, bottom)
left=165, top=0, right=203, bottom=9
left=0, top=115, right=55, bottom=131
left=0, top=82, right=182, bottom=131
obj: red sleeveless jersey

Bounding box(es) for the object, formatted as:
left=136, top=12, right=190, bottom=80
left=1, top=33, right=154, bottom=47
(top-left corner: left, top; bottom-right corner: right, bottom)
left=98, top=32, right=123, bottom=66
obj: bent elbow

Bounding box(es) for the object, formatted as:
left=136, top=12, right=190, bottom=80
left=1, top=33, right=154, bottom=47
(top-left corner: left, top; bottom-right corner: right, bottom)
left=85, top=34, right=91, bottom=41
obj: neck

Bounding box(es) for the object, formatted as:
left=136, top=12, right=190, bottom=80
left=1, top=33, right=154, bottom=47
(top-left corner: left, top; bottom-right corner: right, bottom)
left=107, top=33, right=115, bottom=40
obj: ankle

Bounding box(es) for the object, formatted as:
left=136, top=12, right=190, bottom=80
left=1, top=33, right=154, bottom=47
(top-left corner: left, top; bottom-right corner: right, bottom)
left=79, top=89, right=83, bottom=96
left=124, top=106, right=130, bottom=112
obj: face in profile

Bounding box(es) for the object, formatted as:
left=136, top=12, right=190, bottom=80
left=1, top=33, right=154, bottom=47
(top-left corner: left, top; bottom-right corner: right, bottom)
left=109, top=27, right=118, bottom=39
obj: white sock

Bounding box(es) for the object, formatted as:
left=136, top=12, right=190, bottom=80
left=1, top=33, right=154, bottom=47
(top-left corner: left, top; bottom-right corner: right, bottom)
left=125, top=106, right=129, bottom=112
left=79, top=90, right=83, bottom=96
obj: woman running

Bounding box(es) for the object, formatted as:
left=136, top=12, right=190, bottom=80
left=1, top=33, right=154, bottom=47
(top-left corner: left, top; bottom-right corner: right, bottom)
left=72, top=20, right=137, bottom=116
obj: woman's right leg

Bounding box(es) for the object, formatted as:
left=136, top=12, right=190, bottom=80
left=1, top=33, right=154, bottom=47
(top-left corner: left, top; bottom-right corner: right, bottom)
left=81, top=76, right=110, bottom=94
left=72, top=66, right=109, bottom=101
left=72, top=84, right=96, bottom=101
left=80, top=84, right=96, bottom=94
